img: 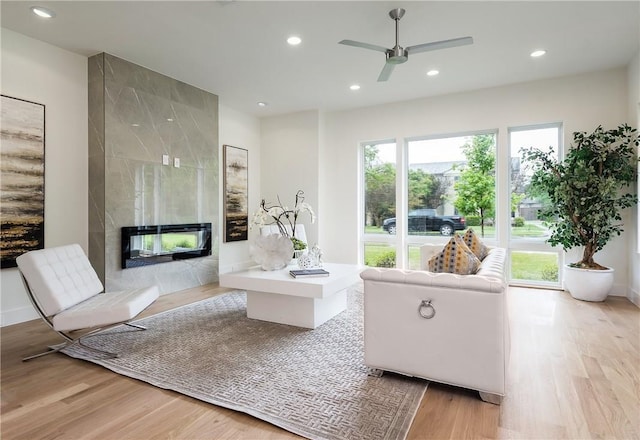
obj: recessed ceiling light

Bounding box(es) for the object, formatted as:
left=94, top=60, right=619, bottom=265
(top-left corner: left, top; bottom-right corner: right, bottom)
left=257, top=102, right=268, bottom=107
left=131, top=123, right=140, bottom=127
left=426, top=70, right=439, bottom=77
left=530, top=49, right=546, bottom=58
left=166, top=118, right=174, bottom=122
left=30, top=6, right=56, bottom=18
left=287, top=36, right=302, bottom=46
left=349, top=84, right=361, bottom=91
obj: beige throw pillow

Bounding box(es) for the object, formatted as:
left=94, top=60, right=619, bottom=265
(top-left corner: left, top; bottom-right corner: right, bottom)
left=462, top=228, right=489, bottom=260
left=427, top=234, right=481, bottom=275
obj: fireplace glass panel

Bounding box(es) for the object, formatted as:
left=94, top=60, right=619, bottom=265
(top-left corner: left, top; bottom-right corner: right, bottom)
left=122, top=223, right=212, bottom=269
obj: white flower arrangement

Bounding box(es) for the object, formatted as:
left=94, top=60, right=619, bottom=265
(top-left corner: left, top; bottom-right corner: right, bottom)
left=251, top=190, right=315, bottom=250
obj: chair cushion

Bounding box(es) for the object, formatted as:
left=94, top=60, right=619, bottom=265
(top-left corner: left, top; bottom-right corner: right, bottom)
left=428, top=234, right=481, bottom=275
left=462, top=228, right=490, bottom=260
left=16, top=244, right=104, bottom=316
left=52, top=285, right=160, bottom=331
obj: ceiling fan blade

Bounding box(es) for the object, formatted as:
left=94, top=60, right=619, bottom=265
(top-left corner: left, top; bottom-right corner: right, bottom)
left=377, top=62, right=396, bottom=82
left=406, top=36, right=473, bottom=54
left=339, top=39, right=389, bottom=53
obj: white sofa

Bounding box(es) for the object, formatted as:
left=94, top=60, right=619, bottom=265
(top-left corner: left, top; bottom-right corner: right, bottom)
left=359, top=244, right=509, bottom=404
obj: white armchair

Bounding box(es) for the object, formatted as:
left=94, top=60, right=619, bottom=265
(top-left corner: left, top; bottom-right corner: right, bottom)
left=16, top=244, right=159, bottom=361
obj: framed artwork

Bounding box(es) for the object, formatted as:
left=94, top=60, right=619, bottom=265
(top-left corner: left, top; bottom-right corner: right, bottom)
left=223, top=144, right=248, bottom=242
left=1, top=95, right=46, bottom=268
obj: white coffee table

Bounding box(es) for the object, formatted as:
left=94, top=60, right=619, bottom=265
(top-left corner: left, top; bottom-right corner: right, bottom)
left=219, top=262, right=364, bottom=329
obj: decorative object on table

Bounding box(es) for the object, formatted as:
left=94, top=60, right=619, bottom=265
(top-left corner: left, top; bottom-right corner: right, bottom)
left=251, top=189, right=316, bottom=252
left=309, top=243, right=323, bottom=267
left=521, top=124, right=639, bottom=302
left=297, top=253, right=314, bottom=269
left=291, top=237, right=307, bottom=259
left=0, top=95, right=45, bottom=269
left=289, top=268, right=330, bottom=278
left=223, top=145, right=249, bottom=242
left=249, top=234, right=294, bottom=271
left=292, top=246, right=306, bottom=261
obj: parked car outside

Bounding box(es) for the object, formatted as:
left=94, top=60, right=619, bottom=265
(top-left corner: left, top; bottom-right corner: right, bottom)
left=382, top=209, right=466, bottom=236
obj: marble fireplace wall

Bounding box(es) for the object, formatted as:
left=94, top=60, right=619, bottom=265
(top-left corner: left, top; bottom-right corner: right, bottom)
left=88, top=53, right=219, bottom=293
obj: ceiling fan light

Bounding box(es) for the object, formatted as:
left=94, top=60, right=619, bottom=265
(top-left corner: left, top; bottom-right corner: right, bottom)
left=530, top=49, right=546, bottom=58
left=30, top=6, right=56, bottom=18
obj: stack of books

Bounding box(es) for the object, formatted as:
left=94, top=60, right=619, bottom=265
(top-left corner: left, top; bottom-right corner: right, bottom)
left=289, top=268, right=330, bottom=278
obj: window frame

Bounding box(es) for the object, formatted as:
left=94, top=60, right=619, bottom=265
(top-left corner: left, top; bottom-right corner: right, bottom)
left=506, top=122, right=564, bottom=288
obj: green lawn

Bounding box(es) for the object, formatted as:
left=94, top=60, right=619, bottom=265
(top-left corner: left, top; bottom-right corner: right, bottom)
left=363, top=243, right=395, bottom=267
left=143, top=233, right=197, bottom=252
left=364, top=243, right=420, bottom=268
left=511, top=251, right=558, bottom=282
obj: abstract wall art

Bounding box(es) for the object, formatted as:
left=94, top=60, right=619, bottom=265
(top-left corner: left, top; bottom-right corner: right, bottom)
left=223, top=144, right=248, bottom=242
left=1, top=95, right=45, bottom=268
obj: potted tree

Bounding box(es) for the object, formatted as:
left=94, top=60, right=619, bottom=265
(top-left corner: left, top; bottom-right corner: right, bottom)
left=522, top=124, right=638, bottom=301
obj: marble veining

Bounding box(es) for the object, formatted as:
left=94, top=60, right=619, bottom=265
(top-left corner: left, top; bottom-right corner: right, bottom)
left=89, top=53, right=219, bottom=294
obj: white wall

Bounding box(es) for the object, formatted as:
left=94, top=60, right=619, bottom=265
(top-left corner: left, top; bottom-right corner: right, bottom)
left=0, top=29, right=88, bottom=325
left=627, top=51, right=640, bottom=306
left=319, top=68, right=631, bottom=295
left=260, top=110, right=320, bottom=247
left=218, top=103, right=261, bottom=274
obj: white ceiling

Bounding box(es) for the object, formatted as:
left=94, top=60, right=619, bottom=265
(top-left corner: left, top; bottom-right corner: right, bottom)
left=1, top=1, right=639, bottom=117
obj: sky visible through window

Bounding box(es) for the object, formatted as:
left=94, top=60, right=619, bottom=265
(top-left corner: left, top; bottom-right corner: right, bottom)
left=374, top=130, right=558, bottom=165
left=510, top=127, right=558, bottom=155
left=510, top=127, right=559, bottom=177
left=375, top=137, right=469, bottom=164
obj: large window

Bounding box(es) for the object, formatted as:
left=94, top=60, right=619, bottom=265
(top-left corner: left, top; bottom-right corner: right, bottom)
left=508, top=124, right=562, bottom=287
left=362, top=141, right=397, bottom=268
left=408, top=133, right=496, bottom=239
left=361, top=132, right=497, bottom=269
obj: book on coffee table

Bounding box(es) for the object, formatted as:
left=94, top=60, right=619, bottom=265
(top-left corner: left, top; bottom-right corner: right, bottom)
left=289, top=268, right=330, bottom=278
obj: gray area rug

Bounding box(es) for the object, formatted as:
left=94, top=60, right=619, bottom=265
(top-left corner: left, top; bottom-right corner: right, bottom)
left=61, top=287, right=428, bottom=440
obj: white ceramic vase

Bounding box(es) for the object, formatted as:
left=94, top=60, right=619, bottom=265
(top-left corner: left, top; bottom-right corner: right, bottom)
left=563, top=264, right=614, bottom=302
left=250, top=234, right=294, bottom=271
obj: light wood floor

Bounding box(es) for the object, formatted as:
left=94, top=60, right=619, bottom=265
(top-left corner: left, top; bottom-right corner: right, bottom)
left=1, top=284, right=638, bottom=439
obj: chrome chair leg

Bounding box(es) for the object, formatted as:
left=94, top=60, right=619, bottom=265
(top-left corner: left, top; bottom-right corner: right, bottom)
left=23, top=321, right=148, bottom=361
left=22, top=343, right=69, bottom=361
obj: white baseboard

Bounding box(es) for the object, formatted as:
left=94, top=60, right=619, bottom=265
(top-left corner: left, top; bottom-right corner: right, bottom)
left=1, top=305, right=38, bottom=327
left=608, top=281, right=627, bottom=297
left=628, top=287, right=640, bottom=308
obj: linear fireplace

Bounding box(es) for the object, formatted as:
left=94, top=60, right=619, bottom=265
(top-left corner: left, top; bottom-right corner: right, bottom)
left=121, top=223, right=212, bottom=269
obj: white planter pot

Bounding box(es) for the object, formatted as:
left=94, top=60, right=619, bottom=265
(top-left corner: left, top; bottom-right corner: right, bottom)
left=563, top=264, right=614, bottom=302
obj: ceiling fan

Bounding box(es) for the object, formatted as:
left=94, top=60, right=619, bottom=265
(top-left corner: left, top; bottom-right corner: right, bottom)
left=339, top=8, right=473, bottom=82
